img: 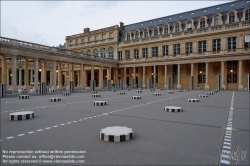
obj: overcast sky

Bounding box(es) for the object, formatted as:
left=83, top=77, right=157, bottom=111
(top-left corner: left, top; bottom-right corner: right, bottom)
left=1, top=1, right=232, bottom=47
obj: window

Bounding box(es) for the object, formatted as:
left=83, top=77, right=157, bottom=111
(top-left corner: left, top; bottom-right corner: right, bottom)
left=94, top=49, right=98, bottom=57
left=95, top=36, right=98, bottom=41
left=125, top=50, right=130, bottom=59
left=175, top=23, right=180, bottom=33
left=154, top=27, right=158, bottom=36
left=102, top=34, right=106, bottom=39
left=200, top=18, right=205, bottom=28
left=144, top=30, right=148, bottom=38
left=162, top=45, right=168, bottom=56
left=126, top=68, right=129, bottom=74
left=186, top=42, right=192, bottom=53
left=214, top=15, right=220, bottom=26
left=187, top=21, right=192, bottom=30
left=88, top=37, right=91, bottom=42
left=142, top=48, right=148, bottom=58
left=227, top=61, right=237, bottom=83
left=100, top=48, right=106, bottom=58
left=173, top=65, right=177, bottom=83
left=198, top=63, right=206, bottom=83
left=127, top=33, right=130, bottom=40
left=164, top=26, right=168, bottom=34
left=245, top=35, right=250, bottom=48
left=135, top=31, right=139, bottom=39
left=227, top=37, right=236, bottom=49
left=134, top=49, right=139, bottom=59
left=118, top=51, right=122, bottom=61
left=213, top=39, right=221, bottom=51
left=81, top=39, right=85, bottom=43
left=246, top=9, right=250, bottom=21
left=70, top=41, right=72, bottom=45
left=76, top=39, right=78, bottom=44
left=109, top=33, right=113, bottom=38
left=229, top=12, right=235, bottom=24
left=152, top=47, right=158, bottom=57
left=173, top=44, right=180, bottom=55
left=198, top=41, right=206, bottom=52
left=108, top=46, right=114, bottom=59
left=87, top=49, right=91, bottom=54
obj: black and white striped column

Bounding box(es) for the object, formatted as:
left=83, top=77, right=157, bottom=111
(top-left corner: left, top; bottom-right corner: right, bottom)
left=70, top=81, right=75, bottom=93
left=100, top=126, right=134, bottom=142
left=39, top=82, right=47, bottom=95
left=0, top=84, right=6, bottom=98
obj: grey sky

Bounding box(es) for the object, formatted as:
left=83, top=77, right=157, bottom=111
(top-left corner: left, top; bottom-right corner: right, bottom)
left=1, top=1, right=232, bottom=46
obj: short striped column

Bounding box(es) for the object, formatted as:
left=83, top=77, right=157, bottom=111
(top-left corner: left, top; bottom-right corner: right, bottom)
left=100, top=126, right=134, bottom=142
left=49, top=97, right=61, bottom=102
left=19, top=95, right=29, bottom=99
left=62, top=92, right=70, bottom=96
left=137, top=90, right=142, bottom=93
left=164, top=106, right=182, bottom=113
left=92, top=94, right=100, bottom=97
left=9, top=111, right=34, bottom=121
left=198, top=95, right=208, bottom=97
left=132, top=96, right=141, bottom=99
left=187, top=99, right=200, bottom=102
left=93, top=101, right=107, bottom=106
left=167, top=91, right=174, bottom=94
left=118, top=92, right=125, bottom=95
left=152, top=93, right=161, bottom=96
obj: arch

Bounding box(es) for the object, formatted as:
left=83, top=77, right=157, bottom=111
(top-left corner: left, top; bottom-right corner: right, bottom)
left=242, top=7, right=250, bottom=21
left=173, top=21, right=182, bottom=33
left=211, top=12, right=223, bottom=26
left=93, top=48, right=99, bottom=57
left=126, top=31, right=131, bottom=41
left=100, top=47, right=106, bottom=58
left=197, top=16, right=209, bottom=29
left=108, top=46, right=114, bottom=59
left=225, top=10, right=239, bottom=24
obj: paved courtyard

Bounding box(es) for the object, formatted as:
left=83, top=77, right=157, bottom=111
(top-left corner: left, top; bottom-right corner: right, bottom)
left=0, top=89, right=249, bottom=165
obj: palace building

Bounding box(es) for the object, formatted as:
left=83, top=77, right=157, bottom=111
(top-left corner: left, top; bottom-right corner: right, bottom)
left=0, top=0, right=250, bottom=95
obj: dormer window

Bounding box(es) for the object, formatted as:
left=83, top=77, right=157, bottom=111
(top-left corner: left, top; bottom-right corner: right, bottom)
left=144, top=30, right=148, bottom=38
left=216, top=6, right=220, bottom=9
left=154, top=27, right=158, bottom=36
left=175, top=23, right=180, bottom=33
left=246, top=9, right=250, bottom=21
left=135, top=31, right=139, bottom=39
left=187, top=21, right=192, bottom=30
left=164, top=26, right=168, bottom=34
left=200, top=18, right=205, bottom=28
left=169, top=17, right=172, bottom=20
left=127, top=33, right=130, bottom=40
left=229, top=12, right=235, bottom=24
left=203, top=9, right=207, bottom=12
left=191, top=12, right=195, bottom=15
left=150, top=21, right=152, bottom=24
left=159, top=19, right=162, bottom=22
left=230, top=3, right=234, bottom=6
left=179, top=15, right=182, bottom=17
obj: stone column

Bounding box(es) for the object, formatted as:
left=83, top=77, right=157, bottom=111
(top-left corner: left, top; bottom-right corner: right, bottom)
left=34, top=58, right=38, bottom=91
left=221, top=61, right=225, bottom=89
left=67, top=63, right=71, bottom=90
left=124, top=67, right=127, bottom=88
left=77, top=70, right=80, bottom=86
left=80, top=64, right=84, bottom=89
left=42, top=60, right=47, bottom=84
left=205, top=62, right=209, bottom=90
left=11, top=55, right=18, bottom=92
left=164, top=65, right=167, bottom=87
left=91, top=65, right=94, bottom=80
left=7, top=68, right=9, bottom=86
left=58, top=62, right=62, bottom=88
left=177, top=64, right=181, bottom=88
left=19, top=68, right=22, bottom=86
left=72, top=64, right=75, bottom=83
left=53, top=61, right=57, bottom=90
left=133, top=67, right=136, bottom=87
left=238, top=60, right=243, bottom=90
left=191, top=63, right=194, bottom=76
left=153, top=65, right=156, bottom=88
left=24, top=57, right=29, bottom=89
left=143, top=66, right=146, bottom=88
left=50, top=70, right=53, bottom=86
left=108, top=67, right=111, bottom=80
left=1, top=55, right=7, bottom=84
left=99, top=66, right=103, bottom=89
left=30, top=69, right=33, bottom=84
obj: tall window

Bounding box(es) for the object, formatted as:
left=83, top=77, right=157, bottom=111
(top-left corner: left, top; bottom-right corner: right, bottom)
left=186, top=42, right=192, bottom=53
left=94, top=49, right=98, bottom=57
left=81, top=39, right=85, bottom=43
left=173, top=65, right=178, bottom=83
left=162, top=45, right=168, bottom=56
left=154, top=27, right=158, bottom=36
left=173, top=44, right=180, bottom=55
left=109, top=33, right=113, bottom=38
left=198, top=41, right=207, bottom=52
left=76, top=39, right=78, bottom=44
left=142, top=48, right=148, bottom=57
left=152, top=47, right=158, bottom=57
left=246, top=9, right=250, bottom=21
left=213, top=39, right=221, bottom=51
left=227, top=37, right=236, bottom=49
left=100, top=48, right=106, bottom=58
left=134, top=49, right=139, bottom=59
left=125, top=50, right=130, bottom=59
left=200, top=18, right=205, bottom=28
left=144, top=30, right=148, bottom=38
left=135, top=31, right=139, bottom=39
left=214, top=15, right=220, bottom=26
left=198, top=63, right=206, bottom=83
left=227, top=61, right=237, bottom=83
left=118, top=51, right=122, bottom=61
left=164, top=26, right=168, bottom=34
left=187, top=21, right=192, bottom=30
left=229, top=12, right=235, bottom=24
left=88, top=37, right=91, bottom=42
left=175, top=23, right=180, bottom=33
left=102, top=34, right=106, bottom=39
left=127, top=33, right=130, bottom=40
left=245, top=35, right=250, bottom=48
left=108, top=46, right=114, bottom=59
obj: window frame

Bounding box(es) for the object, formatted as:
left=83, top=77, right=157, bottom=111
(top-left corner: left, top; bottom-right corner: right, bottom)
left=229, top=12, right=235, bottom=24
left=173, top=44, right=180, bottom=55
left=185, top=42, right=193, bottom=54
left=134, top=49, right=139, bottom=59
left=125, top=50, right=130, bottom=59
left=227, top=37, right=237, bottom=50
left=152, top=47, right=158, bottom=57
left=198, top=40, right=207, bottom=52
left=162, top=45, right=168, bottom=56
left=118, top=51, right=122, bottom=61
left=200, top=18, right=205, bottom=28
left=213, top=39, right=221, bottom=51
left=142, top=48, right=148, bottom=58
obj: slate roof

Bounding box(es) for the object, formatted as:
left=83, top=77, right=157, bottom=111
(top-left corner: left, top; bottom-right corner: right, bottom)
left=119, top=0, right=250, bottom=42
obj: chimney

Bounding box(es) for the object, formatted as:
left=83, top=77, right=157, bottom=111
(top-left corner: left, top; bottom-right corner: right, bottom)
left=120, top=22, right=124, bottom=28
left=84, top=28, right=90, bottom=33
